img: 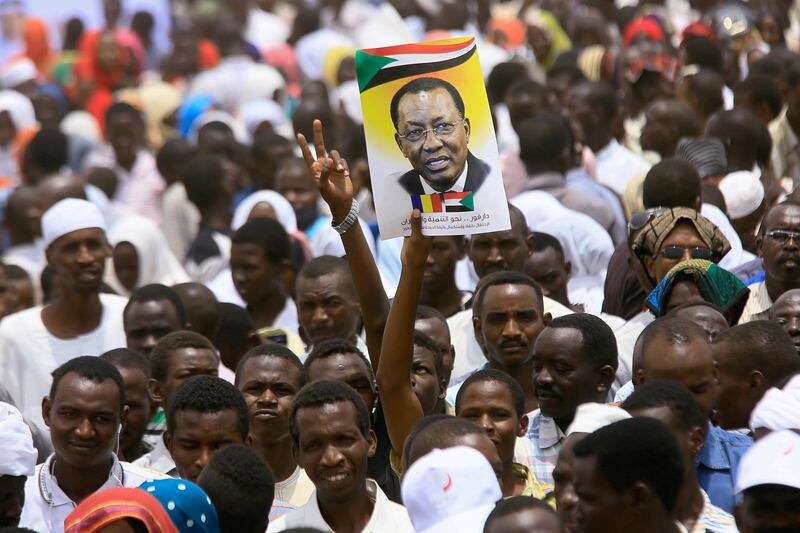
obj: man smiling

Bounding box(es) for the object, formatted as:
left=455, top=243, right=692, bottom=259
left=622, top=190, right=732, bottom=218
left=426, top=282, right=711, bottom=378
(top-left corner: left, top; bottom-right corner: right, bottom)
left=268, top=380, right=413, bottom=532
left=391, top=77, right=490, bottom=195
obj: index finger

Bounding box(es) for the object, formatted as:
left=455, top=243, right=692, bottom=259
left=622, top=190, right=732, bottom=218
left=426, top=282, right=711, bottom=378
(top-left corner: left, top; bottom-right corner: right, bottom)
left=312, top=119, right=327, bottom=160
left=297, top=133, right=316, bottom=169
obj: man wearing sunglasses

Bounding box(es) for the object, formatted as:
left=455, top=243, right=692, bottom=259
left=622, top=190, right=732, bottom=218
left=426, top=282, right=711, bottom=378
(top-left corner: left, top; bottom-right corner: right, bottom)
left=391, top=77, right=491, bottom=196
left=739, top=202, right=800, bottom=323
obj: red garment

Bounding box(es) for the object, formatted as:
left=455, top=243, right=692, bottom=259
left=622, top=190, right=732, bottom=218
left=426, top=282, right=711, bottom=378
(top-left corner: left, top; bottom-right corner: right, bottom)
left=623, top=17, right=667, bottom=47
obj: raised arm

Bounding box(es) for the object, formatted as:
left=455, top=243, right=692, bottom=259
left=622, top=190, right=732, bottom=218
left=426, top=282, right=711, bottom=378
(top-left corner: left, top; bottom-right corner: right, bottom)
left=297, top=120, right=390, bottom=368
left=376, top=210, right=431, bottom=457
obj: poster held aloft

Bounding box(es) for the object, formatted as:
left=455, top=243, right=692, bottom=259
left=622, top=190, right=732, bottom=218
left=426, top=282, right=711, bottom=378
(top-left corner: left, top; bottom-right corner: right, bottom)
left=356, top=37, right=511, bottom=239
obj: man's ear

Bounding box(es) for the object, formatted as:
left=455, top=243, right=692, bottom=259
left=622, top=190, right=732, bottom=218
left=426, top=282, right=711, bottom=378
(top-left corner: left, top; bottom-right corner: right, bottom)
left=688, top=424, right=706, bottom=456
left=473, top=315, right=486, bottom=353
left=543, top=312, right=552, bottom=327
left=517, top=414, right=529, bottom=438
left=629, top=481, right=653, bottom=511
left=164, top=430, right=173, bottom=451
left=756, top=235, right=764, bottom=258
left=463, top=117, right=471, bottom=143
left=598, top=364, right=615, bottom=393
left=367, top=429, right=378, bottom=458
left=438, top=378, right=447, bottom=400
left=42, top=396, right=52, bottom=428
left=120, top=405, right=129, bottom=427
left=634, top=369, right=646, bottom=387
left=148, top=378, right=165, bottom=406
left=748, top=370, right=766, bottom=395
left=246, top=434, right=254, bottom=448
left=525, top=233, right=535, bottom=256
left=564, top=261, right=572, bottom=279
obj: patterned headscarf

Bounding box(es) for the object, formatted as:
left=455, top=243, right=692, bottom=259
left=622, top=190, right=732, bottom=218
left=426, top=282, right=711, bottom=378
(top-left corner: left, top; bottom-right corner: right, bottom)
left=632, top=207, right=730, bottom=264
left=645, top=259, right=750, bottom=323
left=139, top=479, right=220, bottom=533
left=65, top=487, right=178, bottom=533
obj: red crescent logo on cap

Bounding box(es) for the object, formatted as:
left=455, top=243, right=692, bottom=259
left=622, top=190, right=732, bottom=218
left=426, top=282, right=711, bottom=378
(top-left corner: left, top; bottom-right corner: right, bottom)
left=443, top=474, right=453, bottom=492
left=784, top=445, right=794, bottom=455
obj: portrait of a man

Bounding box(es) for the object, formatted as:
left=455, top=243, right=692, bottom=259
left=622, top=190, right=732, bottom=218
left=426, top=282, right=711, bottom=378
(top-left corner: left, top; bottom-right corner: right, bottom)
left=390, top=77, right=491, bottom=196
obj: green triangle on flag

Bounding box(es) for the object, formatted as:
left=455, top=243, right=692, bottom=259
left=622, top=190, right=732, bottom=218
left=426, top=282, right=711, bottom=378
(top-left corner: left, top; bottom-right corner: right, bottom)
left=459, top=192, right=474, bottom=211
left=356, top=51, right=397, bottom=93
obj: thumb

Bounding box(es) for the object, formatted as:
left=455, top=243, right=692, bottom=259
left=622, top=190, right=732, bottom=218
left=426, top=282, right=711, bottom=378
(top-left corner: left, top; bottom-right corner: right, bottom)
left=409, top=209, right=422, bottom=237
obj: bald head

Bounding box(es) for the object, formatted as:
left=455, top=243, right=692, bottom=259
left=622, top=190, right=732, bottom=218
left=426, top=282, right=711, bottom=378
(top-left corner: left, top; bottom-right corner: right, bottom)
left=634, top=317, right=717, bottom=418
left=37, top=174, right=87, bottom=212
left=172, top=283, right=219, bottom=340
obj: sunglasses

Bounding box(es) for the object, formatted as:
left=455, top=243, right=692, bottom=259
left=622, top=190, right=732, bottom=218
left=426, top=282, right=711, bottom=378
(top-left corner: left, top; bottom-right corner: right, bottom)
left=658, top=245, right=713, bottom=260
left=766, top=229, right=800, bottom=244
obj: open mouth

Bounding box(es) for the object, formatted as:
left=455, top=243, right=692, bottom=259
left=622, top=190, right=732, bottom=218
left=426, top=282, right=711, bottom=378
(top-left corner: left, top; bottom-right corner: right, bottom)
left=424, top=156, right=450, bottom=172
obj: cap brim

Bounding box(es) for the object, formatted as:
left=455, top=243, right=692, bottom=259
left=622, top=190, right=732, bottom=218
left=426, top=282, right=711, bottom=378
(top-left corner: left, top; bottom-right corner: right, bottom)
left=417, top=504, right=496, bottom=533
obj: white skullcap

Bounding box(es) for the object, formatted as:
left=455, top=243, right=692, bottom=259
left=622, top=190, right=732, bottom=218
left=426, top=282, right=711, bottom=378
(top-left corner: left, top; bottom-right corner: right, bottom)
left=566, top=402, right=632, bottom=435
left=735, top=430, right=800, bottom=493
left=0, top=402, right=36, bottom=476
left=1, top=57, right=36, bottom=89
left=42, top=198, right=107, bottom=249
left=718, top=169, right=765, bottom=220
left=749, top=374, right=800, bottom=432
left=402, top=446, right=501, bottom=533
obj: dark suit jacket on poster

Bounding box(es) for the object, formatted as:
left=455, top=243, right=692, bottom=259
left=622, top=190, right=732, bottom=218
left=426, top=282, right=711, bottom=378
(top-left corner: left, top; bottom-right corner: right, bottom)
left=397, top=151, right=491, bottom=195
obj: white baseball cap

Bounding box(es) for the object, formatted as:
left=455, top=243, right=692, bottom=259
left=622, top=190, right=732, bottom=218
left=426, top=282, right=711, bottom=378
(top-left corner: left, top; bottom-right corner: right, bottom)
left=401, top=446, right=502, bottom=533
left=735, top=430, right=800, bottom=494
left=567, top=402, right=632, bottom=436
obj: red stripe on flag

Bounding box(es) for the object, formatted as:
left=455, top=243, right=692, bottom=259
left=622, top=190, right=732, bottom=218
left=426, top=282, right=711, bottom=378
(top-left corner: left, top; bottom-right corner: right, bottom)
left=443, top=192, right=469, bottom=201
left=430, top=193, right=443, bottom=212
left=360, top=38, right=475, bottom=57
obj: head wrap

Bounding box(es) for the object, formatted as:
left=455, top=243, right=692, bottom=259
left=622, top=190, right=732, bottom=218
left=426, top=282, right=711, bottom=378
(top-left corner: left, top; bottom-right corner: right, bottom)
left=42, top=198, right=107, bottom=249
left=749, top=374, right=800, bottom=432
left=1, top=57, right=36, bottom=89
left=178, top=94, right=215, bottom=139
left=0, top=401, right=36, bottom=476
left=322, top=45, right=355, bottom=89
left=0, top=89, right=35, bottom=130
left=566, top=403, right=632, bottom=435
left=632, top=207, right=730, bottom=268
left=675, top=137, right=727, bottom=179
left=623, top=17, right=667, bottom=47
left=523, top=8, right=572, bottom=69
left=231, top=190, right=297, bottom=233
left=239, top=99, right=291, bottom=141
left=106, top=215, right=190, bottom=295
left=65, top=487, right=179, bottom=533
left=61, top=110, right=102, bottom=144
left=645, top=259, right=749, bottom=322
left=139, top=479, right=220, bottom=533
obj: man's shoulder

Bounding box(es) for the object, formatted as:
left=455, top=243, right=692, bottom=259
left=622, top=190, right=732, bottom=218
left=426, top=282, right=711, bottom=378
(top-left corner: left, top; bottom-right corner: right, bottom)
left=0, top=306, right=44, bottom=337
left=266, top=502, right=316, bottom=532
left=397, top=168, right=423, bottom=195
left=122, top=461, right=170, bottom=486
left=99, top=293, right=131, bottom=311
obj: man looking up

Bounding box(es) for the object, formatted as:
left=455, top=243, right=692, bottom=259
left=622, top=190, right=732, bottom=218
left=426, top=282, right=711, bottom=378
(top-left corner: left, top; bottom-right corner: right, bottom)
left=565, top=81, right=650, bottom=196
left=0, top=402, right=36, bottom=529
left=235, top=344, right=314, bottom=507
left=268, top=380, right=414, bottom=532
left=123, top=283, right=188, bottom=357
left=230, top=218, right=296, bottom=331
left=296, top=256, right=363, bottom=349
left=624, top=380, right=738, bottom=533
left=99, top=348, right=153, bottom=463
left=0, top=198, right=127, bottom=433
left=134, top=330, right=220, bottom=474
left=20, top=357, right=164, bottom=533
left=713, top=321, right=800, bottom=430
left=165, top=375, right=249, bottom=483
left=524, top=313, right=618, bottom=486
left=526, top=231, right=574, bottom=311
left=571, top=418, right=685, bottom=533
left=629, top=317, right=752, bottom=512
left=740, top=201, right=800, bottom=322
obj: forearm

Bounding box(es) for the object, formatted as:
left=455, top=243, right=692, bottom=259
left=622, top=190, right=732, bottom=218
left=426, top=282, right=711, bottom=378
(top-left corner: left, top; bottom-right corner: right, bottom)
left=339, top=222, right=389, bottom=367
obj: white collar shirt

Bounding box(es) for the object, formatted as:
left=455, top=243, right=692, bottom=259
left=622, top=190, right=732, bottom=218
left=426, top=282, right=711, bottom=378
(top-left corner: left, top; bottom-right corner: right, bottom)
left=420, top=161, right=469, bottom=195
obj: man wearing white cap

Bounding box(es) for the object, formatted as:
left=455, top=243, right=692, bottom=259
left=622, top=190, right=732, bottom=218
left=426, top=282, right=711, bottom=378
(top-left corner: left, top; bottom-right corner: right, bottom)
left=402, top=446, right=502, bottom=533
left=0, top=198, right=127, bottom=433
left=734, top=430, right=800, bottom=533
left=0, top=401, right=36, bottom=528
left=717, top=169, right=766, bottom=254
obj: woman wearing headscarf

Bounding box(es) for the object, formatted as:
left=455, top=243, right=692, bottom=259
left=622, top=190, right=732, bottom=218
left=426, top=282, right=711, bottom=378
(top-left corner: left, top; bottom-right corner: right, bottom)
left=0, top=89, right=36, bottom=186
left=106, top=215, right=190, bottom=296
left=645, top=259, right=750, bottom=324
left=138, top=479, right=220, bottom=533
left=523, top=8, right=571, bottom=69
left=64, top=487, right=179, bottom=533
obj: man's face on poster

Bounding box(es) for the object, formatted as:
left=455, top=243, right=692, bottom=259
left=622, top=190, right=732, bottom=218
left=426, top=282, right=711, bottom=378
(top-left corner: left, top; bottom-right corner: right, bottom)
left=394, top=87, right=471, bottom=191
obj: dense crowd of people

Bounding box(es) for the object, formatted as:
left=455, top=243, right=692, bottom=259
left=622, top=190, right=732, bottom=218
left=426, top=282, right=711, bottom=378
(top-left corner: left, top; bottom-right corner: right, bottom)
left=0, top=0, right=799, bottom=532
